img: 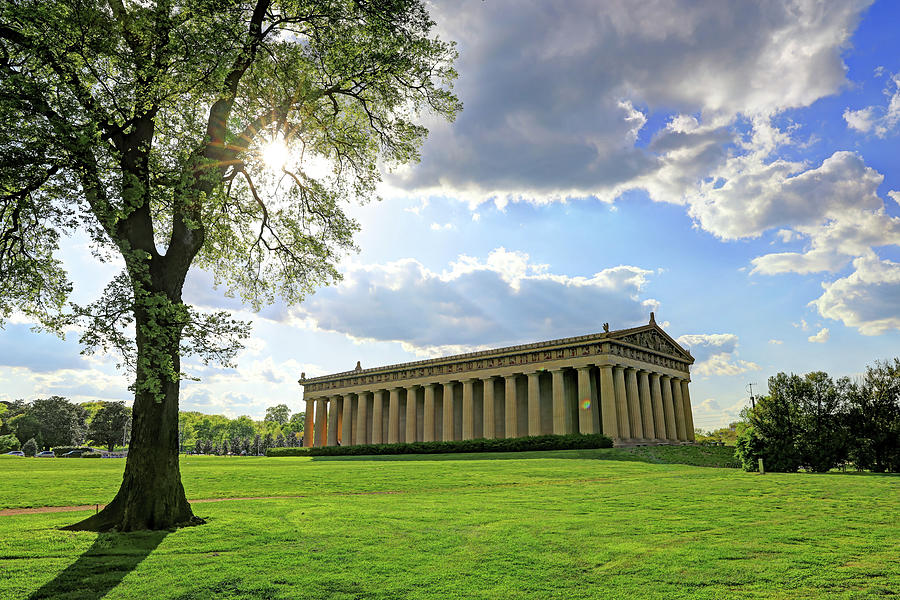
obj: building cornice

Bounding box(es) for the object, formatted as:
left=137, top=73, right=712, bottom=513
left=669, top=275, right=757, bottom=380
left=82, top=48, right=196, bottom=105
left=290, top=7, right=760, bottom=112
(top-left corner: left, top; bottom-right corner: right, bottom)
left=299, top=319, right=693, bottom=394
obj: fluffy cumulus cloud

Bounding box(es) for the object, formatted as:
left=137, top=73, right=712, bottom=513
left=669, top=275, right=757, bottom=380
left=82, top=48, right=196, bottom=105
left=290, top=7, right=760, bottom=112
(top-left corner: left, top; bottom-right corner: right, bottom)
left=0, top=366, right=131, bottom=404
left=844, top=71, right=900, bottom=137
left=388, top=0, right=868, bottom=203
left=387, top=0, right=900, bottom=337
left=676, top=333, right=760, bottom=377
left=690, top=149, right=900, bottom=278
left=808, top=328, right=831, bottom=344
left=811, top=254, right=900, bottom=335
left=291, top=248, right=657, bottom=356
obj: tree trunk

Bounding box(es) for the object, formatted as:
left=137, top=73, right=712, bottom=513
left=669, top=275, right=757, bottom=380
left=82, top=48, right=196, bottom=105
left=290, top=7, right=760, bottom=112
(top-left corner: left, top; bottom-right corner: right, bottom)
left=64, top=286, right=201, bottom=532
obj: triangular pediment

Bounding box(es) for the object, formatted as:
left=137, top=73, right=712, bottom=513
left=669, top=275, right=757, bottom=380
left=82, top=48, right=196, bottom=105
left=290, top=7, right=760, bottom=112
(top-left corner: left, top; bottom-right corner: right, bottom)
left=610, top=324, right=693, bottom=362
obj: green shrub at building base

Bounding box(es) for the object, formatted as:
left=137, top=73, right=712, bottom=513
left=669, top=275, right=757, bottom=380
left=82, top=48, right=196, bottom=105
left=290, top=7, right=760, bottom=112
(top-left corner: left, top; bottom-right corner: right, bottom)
left=267, top=433, right=613, bottom=457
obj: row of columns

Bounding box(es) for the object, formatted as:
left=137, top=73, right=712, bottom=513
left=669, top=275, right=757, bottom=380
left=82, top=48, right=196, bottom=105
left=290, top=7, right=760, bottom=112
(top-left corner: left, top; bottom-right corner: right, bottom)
left=303, top=364, right=694, bottom=448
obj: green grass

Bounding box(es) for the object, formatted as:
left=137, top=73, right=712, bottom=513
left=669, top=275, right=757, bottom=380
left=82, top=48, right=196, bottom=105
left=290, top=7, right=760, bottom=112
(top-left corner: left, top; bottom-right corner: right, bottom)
left=1, top=449, right=896, bottom=599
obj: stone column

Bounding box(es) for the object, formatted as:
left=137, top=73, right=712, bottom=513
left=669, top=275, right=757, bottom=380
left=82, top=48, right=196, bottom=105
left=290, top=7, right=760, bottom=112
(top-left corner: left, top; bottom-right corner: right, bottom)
left=625, top=368, right=643, bottom=441
left=462, top=379, right=475, bottom=440
left=576, top=366, right=595, bottom=434
left=372, top=390, right=385, bottom=444
left=599, top=364, right=617, bottom=439
left=527, top=371, right=541, bottom=436
left=355, top=392, right=369, bottom=446
left=672, top=377, right=687, bottom=442
left=551, top=368, right=566, bottom=435
left=423, top=384, right=436, bottom=442
left=650, top=373, right=665, bottom=442
left=442, top=381, right=455, bottom=442
left=304, top=398, right=314, bottom=447
left=661, top=375, right=677, bottom=441
left=504, top=375, right=517, bottom=438
left=638, top=371, right=655, bottom=440
left=314, top=398, right=327, bottom=447
left=327, top=395, right=340, bottom=446
left=681, top=379, right=696, bottom=442
left=406, top=385, right=418, bottom=443
left=482, top=377, right=495, bottom=440
left=613, top=366, right=630, bottom=441
left=388, top=387, right=401, bottom=444
left=342, top=393, right=353, bottom=446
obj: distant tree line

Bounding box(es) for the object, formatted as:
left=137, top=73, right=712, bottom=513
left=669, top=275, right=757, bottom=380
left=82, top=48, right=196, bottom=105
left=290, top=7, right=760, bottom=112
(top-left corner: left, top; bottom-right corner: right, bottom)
left=0, top=397, right=130, bottom=453
left=1, top=398, right=303, bottom=456
left=735, top=358, right=900, bottom=473
left=192, top=429, right=303, bottom=456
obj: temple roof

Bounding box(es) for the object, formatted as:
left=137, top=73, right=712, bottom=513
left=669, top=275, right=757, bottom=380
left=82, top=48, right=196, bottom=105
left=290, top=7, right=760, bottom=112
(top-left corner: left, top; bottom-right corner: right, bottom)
left=299, top=313, right=692, bottom=385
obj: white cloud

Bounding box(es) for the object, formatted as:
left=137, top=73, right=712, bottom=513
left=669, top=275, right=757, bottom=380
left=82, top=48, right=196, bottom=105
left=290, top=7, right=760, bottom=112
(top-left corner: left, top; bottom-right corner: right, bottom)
left=429, top=222, right=454, bottom=231
left=768, top=339, right=783, bottom=345
left=811, top=254, right=900, bottom=335
left=807, top=327, right=831, bottom=343
left=686, top=150, right=899, bottom=276
left=389, top=0, right=867, bottom=203
left=844, top=72, right=900, bottom=137
left=0, top=366, right=132, bottom=404
left=291, top=248, right=656, bottom=355
left=843, top=106, right=878, bottom=133
left=676, top=333, right=760, bottom=377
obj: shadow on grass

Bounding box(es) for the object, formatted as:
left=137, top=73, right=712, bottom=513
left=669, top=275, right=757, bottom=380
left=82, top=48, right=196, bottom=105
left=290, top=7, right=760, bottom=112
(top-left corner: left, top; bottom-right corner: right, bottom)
left=27, top=530, right=167, bottom=600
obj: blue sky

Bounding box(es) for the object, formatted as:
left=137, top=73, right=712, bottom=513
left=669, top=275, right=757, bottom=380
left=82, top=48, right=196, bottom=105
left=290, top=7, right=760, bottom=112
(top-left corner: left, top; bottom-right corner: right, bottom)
left=3, top=0, right=900, bottom=432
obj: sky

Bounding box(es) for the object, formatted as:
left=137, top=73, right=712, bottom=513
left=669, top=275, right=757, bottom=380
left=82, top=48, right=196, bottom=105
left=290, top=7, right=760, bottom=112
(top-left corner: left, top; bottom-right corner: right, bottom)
left=2, top=0, right=900, bottom=432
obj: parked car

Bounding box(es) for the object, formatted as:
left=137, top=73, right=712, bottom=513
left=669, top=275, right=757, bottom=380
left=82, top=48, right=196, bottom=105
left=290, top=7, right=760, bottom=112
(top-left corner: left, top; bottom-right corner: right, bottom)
left=62, top=450, right=85, bottom=458
left=35, top=451, right=55, bottom=458
left=5, top=451, right=24, bottom=457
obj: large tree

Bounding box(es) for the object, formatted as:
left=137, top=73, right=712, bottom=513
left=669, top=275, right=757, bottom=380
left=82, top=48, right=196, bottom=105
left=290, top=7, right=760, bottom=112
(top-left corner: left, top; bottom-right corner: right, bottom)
left=0, top=0, right=458, bottom=531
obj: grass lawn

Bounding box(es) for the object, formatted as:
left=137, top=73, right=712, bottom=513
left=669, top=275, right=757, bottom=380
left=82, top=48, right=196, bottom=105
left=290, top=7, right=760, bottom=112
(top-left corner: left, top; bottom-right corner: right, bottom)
left=0, top=449, right=896, bottom=599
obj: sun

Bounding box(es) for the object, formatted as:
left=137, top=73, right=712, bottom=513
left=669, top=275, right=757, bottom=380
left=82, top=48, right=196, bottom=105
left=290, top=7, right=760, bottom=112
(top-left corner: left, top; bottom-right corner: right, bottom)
left=261, top=136, right=290, bottom=170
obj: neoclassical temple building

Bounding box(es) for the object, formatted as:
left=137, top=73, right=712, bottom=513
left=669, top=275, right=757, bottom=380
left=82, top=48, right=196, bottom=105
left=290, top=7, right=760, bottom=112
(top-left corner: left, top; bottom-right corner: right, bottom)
left=300, top=314, right=695, bottom=447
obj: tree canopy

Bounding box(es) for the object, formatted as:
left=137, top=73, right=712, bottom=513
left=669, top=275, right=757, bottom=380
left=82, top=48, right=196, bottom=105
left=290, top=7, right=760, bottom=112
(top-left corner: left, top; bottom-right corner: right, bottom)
left=264, top=403, right=290, bottom=425
left=0, top=0, right=458, bottom=531
left=88, top=401, right=131, bottom=451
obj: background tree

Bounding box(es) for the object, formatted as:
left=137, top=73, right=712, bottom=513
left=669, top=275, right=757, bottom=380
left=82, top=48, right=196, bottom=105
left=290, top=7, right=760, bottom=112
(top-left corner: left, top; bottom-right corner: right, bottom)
left=22, top=438, right=38, bottom=457
left=0, top=433, right=20, bottom=452
left=264, top=404, right=291, bottom=426
left=226, top=415, right=256, bottom=441
left=736, top=374, right=802, bottom=472
left=0, top=0, right=457, bottom=530
left=9, top=412, right=41, bottom=447
left=284, top=411, right=305, bottom=438
left=10, top=397, right=87, bottom=450
left=794, top=372, right=845, bottom=472
left=844, top=359, right=900, bottom=472
left=88, top=401, right=132, bottom=451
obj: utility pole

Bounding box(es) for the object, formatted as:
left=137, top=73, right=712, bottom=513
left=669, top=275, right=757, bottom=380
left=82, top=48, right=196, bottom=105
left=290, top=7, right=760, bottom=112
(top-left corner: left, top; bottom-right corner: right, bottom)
left=746, top=383, right=757, bottom=409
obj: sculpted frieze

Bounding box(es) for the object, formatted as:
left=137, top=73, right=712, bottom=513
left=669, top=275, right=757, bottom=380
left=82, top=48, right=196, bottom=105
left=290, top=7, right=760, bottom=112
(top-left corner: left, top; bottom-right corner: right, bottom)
left=620, top=330, right=682, bottom=358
